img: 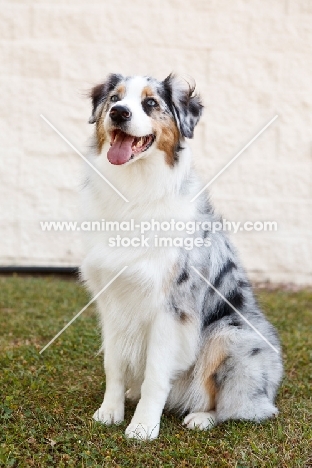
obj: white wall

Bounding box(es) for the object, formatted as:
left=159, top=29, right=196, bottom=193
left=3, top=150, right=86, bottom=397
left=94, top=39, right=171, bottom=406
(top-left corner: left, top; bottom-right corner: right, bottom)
left=1, top=0, right=311, bottom=284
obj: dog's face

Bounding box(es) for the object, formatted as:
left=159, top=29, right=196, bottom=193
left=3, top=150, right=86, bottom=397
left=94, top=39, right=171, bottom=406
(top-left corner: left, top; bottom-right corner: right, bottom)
left=89, top=74, right=203, bottom=166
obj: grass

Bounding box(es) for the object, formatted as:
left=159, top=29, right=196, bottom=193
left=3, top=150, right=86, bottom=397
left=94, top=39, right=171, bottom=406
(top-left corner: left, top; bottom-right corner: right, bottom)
left=0, top=275, right=311, bottom=468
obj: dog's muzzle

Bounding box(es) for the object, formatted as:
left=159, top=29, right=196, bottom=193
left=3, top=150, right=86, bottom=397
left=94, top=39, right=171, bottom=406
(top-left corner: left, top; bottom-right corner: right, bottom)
left=109, top=105, right=132, bottom=124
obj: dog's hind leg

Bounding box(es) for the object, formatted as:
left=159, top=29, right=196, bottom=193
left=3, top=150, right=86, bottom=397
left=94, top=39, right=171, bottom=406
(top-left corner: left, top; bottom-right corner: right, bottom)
left=214, top=338, right=282, bottom=424
left=182, top=327, right=282, bottom=430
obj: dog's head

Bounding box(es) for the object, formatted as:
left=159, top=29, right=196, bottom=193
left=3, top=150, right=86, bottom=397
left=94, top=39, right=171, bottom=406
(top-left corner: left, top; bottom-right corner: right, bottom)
left=89, top=74, right=203, bottom=166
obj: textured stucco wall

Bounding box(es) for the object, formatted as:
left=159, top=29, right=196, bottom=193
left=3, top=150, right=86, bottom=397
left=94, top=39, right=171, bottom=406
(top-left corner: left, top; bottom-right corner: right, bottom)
left=1, top=0, right=311, bottom=284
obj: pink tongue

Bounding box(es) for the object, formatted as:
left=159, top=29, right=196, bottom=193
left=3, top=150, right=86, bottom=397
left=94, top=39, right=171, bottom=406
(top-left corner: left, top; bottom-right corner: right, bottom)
left=107, top=132, right=135, bottom=165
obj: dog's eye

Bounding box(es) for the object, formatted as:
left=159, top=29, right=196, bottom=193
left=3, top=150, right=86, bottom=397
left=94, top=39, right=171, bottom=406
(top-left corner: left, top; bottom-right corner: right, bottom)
left=110, top=95, right=119, bottom=102
left=146, top=98, right=158, bottom=107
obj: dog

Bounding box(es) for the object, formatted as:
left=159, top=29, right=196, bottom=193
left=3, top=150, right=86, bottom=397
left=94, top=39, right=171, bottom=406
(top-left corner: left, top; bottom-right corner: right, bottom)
left=80, top=73, right=283, bottom=440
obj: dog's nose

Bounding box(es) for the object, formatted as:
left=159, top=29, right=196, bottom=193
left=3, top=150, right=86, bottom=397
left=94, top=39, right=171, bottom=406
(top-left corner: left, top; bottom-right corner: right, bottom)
left=109, top=105, right=132, bottom=123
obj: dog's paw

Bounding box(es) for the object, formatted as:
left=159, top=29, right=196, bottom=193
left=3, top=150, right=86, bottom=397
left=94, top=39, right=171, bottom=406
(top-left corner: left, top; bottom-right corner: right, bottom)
left=183, top=411, right=216, bottom=430
left=125, top=422, right=160, bottom=440
left=92, top=404, right=124, bottom=425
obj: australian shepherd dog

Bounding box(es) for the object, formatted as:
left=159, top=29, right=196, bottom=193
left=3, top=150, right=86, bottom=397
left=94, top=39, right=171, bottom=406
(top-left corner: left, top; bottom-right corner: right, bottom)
left=80, top=73, right=283, bottom=440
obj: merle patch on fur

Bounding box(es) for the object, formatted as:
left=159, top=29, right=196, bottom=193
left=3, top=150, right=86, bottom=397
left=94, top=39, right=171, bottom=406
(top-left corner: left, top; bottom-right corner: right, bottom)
left=253, top=387, right=268, bottom=398
left=214, top=362, right=234, bottom=389
left=213, top=259, right=237, bottom=289
left=202, top=288, right=244, bottom=328
left=162, top=74, right=203, bottom=139
left=229, top=318, right=242, bottom=327
left=177, top=269, right=189, bottom=285
left=238, top=279, right=251, bottom=289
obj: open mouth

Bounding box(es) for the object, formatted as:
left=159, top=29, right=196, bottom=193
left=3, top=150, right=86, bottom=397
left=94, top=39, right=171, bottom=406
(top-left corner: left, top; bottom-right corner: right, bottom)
left=107, top=130, right=155, bottom=165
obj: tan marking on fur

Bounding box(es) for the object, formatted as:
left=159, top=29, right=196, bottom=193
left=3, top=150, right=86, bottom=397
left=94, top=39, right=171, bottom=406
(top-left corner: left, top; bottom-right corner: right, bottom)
left=200, top=334, right=230, bottom=410
left=141, top=86, right=154, bottom=99
left=154, top=117, right=180, bottom=167
left=94, top=84, right=125, bottom=153
left=95, top=114, right=106, bottom=154
left=179, top=311, right=189, bottom=323
left=115, top=84, right=126, bottom=98
left=205, top=375, right=218, bottom=409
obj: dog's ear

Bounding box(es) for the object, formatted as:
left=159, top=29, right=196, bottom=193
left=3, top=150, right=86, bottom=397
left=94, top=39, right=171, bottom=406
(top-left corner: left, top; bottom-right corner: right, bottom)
left=163, top=74, right=203, bottom=138
left=88, top=73, right=123, bottom=124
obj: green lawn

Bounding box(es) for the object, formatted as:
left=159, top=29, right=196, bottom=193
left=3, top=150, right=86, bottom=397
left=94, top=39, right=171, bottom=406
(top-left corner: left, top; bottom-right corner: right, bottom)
left=0, top=275, right=311, bottom=467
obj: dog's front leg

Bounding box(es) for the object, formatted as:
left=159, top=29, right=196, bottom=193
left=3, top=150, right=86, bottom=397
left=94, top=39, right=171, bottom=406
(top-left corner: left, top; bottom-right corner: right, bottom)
left=93, top=333, right=125, bottom=425
left=125, top=312, right=178, bottom=440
